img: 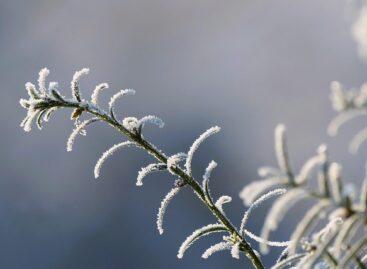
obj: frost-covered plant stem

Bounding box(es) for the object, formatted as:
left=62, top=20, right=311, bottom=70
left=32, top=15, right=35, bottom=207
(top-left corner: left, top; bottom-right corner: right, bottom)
left=43, top=97, right=264, bottom=268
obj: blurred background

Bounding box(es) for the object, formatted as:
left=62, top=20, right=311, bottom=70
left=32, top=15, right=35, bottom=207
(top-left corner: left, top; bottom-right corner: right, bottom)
left=1, top=0, right=367, bottom=268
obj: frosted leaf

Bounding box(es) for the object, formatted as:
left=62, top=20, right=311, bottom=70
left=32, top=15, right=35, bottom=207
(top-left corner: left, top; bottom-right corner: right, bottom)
left=122, top=117, right=138, bottom=132
left=330, top=81, right=348, bottom=112
left=202, top=161, right=217, bottom=204
left=352, top=3, right=367, bottom=60
left=108, top=89, right=135, bottom=116
left=274, top=124, right=293, bottom=179
left=239, top=177, right=287, bottom=206
left=71, top=68, right=89, bottom=101
left=328, top=162, right=342, bottom=203
left=21, top=108, right=39, bottom=132
left=94, top=141, right=135, bottom=178
left=296, top=148, right=326, bottom=185
left=91, top=83, right=109, bottom=105
left=157, top=187, right=181, bottom=235
left=136, top=163, right=166, bottom=186
left=288, top=199, right=330, bottom=254
left=214, top=195, right=232, bottom=215
left=177, top=223, right=226, bottom=259
left=67, top=118, right=99, bottom=152
left=349, top=127, right=367, bottom=154
left=242, top=228, right=290, bottom=247
left=185, top=126, right=221, bottom=175
left=230, top=242, right=240, bottom=259
left=167, top=153, right=187, bottom=175
left=48, top=82, right=58, bottom=95
left=327, top=110, right=367, bottom=137
left=240, top=188, right=286, bottom=235
left=271, top=253, right=306, bottom=269
left=137, top=115, right=164, bottom=133
left=38, top=68, right=50, bottom=95
left=312, top=217, right=343, bottom=244
left=25, top=82, right=39, bottom=99
left=333, top=214, right=361, bottom=258
left=260, top=189, right=308, bottom=254
left=201, top=241, right=231, bottom=259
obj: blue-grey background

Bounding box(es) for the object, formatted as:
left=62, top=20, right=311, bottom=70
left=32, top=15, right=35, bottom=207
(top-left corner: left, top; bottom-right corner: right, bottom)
left=1, top=0, right=367, bottom=268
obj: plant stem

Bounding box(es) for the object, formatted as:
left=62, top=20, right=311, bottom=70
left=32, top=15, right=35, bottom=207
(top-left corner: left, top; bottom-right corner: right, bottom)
left=60, top=100, right=265, bottom=269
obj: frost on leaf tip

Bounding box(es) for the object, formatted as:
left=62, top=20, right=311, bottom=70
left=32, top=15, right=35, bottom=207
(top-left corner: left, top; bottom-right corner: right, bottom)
left=136, top=163, right=166, bottom=186
left=240, top=188, right=286, bottom=235
left=214, top=195, right=232, bottom=215
left=71, top=68, right=89, bottom=101
left=239, top=177, right=287, bottom=206
left=94, top=141, right=135, bottom=178
left=66, top=118, right=99, bottom=152
left=91, top=83, right=109, bottom=105
left=230, top=243, right=240, bottom=259
left=177, top=223, right=226, bottom=259
left=108, top=89, right=135, bottom=114
left=137, top=115, right=165, bottom=133
left=157, top=187, right=181, bottom=235
left=185, top=126, right=221, bottom=175
left=201, top=241, right=231, bottom=259
left=38, top=68, right=50, bottom=95
left=167, top=153, right=187, bottom=175
left=122, top=117, right=138, bottom=132
left=274, top=124, right=293, bottom=180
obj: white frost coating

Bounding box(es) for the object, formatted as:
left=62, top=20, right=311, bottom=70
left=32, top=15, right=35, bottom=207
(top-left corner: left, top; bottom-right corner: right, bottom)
left=38, top=68, right=50, bottom=95
left=239, top=177, right=287, bottom=206
left=22, top=108, right=38, bottom=132
left=185, top=126, right=221, bottom=175
left=333, top=214, right=361, bottom=258
left=349, top=127, right=367, bottom=154
left=71, top=68, right=89, bottom=100
left=122, top=117, right=138, bottom=132
left=327, top=110, right=367, bottom=136
left=167, top=153, right=187, bottom=174
left=260, top=189, right=307, bottom=254
left=288, top=200, right=330, bottom=254
left=330, top=81, right=347, bottom=112
left=203, top=161, right=217, bottom=185
left=94, top=141, right=135, bottom=178
left=296, top=146, right=326, bottom=184
left=25, top=82, right=38, bottom=98
left=312, top=217, right=343, bottom=244
left=214, top=195, right=232, bottom=214
left=137, top=115, right=165, bottom=130
left=91, top=83, right=109, bottom=105
left=48, top=82, right=58, bottom=94
left=328, top=162, right=342, bottom=203
left=231, top=242, right=240, bottom=259
left=240, top=188, right=286, bottom=234
left=157, top=187, right=181, bottom=235
left=201, top=241, right=231, bottom=259
left=66, top=118, right=99, bottom=152
left=274, top=124, right=292, bottom=176
left=243, top=228, right=290, bottom=247
left=136, top=163, right=165, bottom=186
left=352, top=3, right=367, bottom=59
left=108, top=89, right=135, bottom=109
left=177, top=223, right=226, bottom=259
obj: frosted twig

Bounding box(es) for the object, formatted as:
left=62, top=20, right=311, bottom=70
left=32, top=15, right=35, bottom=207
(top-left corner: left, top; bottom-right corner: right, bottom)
left=274, top=124, right=293, bottom=181
left=157, top=187, right=181, bottom=235
left=91, top=83, right=109, bottom=105
left=94, top=141, right=135, bottom=178
left=185, top=126, right=221, bottom=175
left=66, top=118, right=99, bottom=152
left=201, top=241, right=232, bottom=259
left=327, top=110, right=367, bottom=137
left=71, top=68, right=89, bottom=101
left=177, top=223, right=226, bottom=259
left=136, top=163, right=167, bottom=186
